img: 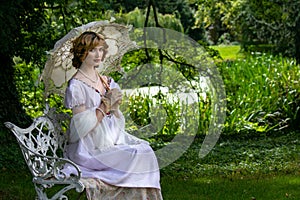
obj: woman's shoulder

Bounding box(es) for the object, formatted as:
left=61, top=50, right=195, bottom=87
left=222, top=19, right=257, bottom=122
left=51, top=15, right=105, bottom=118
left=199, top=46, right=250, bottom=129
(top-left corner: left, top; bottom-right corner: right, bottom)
left=68, top=78, right=80, bottom=86
left=66, top=78, right=87, bottom=94
left=68, top=78, right=91, bottom=89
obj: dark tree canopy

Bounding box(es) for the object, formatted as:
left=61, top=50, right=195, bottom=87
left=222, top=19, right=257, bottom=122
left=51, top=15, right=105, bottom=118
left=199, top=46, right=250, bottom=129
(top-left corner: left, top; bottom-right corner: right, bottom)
left=237, top=0, right=300, bottom=61
left=0, top=0, right=112, bottom=130
left=0, top=0, right=46, bottom=130
left=1, top=0, right=299, bottom=132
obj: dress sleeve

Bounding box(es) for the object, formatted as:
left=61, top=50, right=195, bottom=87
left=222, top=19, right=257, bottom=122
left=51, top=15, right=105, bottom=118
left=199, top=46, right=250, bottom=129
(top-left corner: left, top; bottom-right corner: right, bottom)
left=64, top=80, right=86, bottom=109
left=109, top=77, right=121, bottom=90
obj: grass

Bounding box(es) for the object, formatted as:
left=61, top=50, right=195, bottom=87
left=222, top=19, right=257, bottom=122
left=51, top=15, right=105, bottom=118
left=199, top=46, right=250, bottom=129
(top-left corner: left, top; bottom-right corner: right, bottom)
left=211, top=45, right=243, bottom=60
left=1, top=170, right=299, bottom=199
left=1, top=171, right=300, bottom=200
left=162, top=175, right=300, bottom=200
left=1, top=131, right=299, bottom=199
left=0, top=171, right=35, bottom=199
left=160, top=131, right=300, bottom=178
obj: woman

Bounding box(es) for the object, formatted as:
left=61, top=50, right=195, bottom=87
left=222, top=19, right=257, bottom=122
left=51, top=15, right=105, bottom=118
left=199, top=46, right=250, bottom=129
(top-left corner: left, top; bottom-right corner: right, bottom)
left=63, top=31, right=162, bottom=199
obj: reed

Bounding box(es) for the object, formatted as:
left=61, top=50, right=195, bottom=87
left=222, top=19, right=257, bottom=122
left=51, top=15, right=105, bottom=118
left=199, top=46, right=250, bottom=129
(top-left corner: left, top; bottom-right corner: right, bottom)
left=218, top=53, right=300, bottom=134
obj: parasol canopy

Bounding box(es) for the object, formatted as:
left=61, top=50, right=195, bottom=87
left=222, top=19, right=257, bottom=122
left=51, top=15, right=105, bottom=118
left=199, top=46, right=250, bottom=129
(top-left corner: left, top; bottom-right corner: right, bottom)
left=41, top=20, right=137, bottom=97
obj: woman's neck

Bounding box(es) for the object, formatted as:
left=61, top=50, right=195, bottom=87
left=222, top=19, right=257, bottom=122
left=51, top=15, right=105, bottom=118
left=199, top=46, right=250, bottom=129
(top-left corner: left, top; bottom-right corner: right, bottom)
left=78, top=66, right=98, bottom=83
left=79, top=65, right=95, bottom=76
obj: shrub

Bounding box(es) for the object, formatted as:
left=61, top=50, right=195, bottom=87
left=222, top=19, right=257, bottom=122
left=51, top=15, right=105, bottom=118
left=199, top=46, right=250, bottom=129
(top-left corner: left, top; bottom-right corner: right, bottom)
left=14, top=52, right=300, bottom=137
left=121, top=89, right=210, bottom=145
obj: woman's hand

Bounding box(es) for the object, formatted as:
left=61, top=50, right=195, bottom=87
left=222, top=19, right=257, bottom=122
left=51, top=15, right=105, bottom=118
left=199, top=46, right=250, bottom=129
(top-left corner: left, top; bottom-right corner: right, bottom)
left=102, top=88, right=122, bottom=117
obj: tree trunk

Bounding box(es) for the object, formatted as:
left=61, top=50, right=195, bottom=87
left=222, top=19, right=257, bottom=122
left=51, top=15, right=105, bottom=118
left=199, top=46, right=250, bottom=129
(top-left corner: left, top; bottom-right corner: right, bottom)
left=295, top=17, right=300, bottom=65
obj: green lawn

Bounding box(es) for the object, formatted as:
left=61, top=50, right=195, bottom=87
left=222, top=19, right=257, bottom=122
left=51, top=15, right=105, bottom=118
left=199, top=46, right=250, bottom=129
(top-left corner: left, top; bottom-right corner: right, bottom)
left=1, top=170, right=300, bottom=200
left=162, top=175, right=300, bottom=200
left=1, top=131, right=299, bottom=199
left=211, top=45, right=243, bottom=60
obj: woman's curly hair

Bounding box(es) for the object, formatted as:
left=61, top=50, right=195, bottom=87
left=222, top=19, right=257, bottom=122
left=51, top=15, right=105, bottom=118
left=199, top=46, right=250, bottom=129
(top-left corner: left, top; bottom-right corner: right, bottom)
left=70, top=31, right=108, bottom=69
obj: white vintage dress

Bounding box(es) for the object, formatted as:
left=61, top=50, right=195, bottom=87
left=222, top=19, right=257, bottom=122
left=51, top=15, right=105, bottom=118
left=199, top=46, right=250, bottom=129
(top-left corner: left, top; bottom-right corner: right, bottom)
left=63, top=78, right=162, bottom=198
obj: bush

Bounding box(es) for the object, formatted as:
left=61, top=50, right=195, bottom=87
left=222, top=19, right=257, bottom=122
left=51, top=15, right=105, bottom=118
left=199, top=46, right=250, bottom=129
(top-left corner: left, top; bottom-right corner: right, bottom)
left=13, top=52, right=300, bottom=137
left=120, top=89, right=210, bottom=146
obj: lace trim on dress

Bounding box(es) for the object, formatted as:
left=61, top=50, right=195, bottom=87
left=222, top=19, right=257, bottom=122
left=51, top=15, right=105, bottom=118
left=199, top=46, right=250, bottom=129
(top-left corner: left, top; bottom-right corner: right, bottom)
left=72, top=77, right=106, bottom=96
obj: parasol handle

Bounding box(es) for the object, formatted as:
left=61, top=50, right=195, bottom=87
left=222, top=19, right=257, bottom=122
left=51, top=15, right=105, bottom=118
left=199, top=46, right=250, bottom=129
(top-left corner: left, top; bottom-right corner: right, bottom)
left=99, top=75, right=110, bottom=91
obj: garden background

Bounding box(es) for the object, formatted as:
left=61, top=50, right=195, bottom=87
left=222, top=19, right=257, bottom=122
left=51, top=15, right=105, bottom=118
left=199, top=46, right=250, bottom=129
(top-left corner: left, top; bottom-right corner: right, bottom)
left=0, top=0, right=299, bottom=199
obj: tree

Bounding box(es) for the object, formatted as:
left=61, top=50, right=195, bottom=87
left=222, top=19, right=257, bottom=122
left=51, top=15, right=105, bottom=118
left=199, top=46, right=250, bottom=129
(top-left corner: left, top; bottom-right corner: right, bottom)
left=234, top=0, right=300, bottom=63
left=0, top=0, right=46, bottom=131
left=193, top=0, right=300, bottom=63
left=117, top=7, right=184, bottom=32
left=0, top=0, right=111, bottom=131
left=193, top=0, right=240, bottom=44
left=111, top=0, right=205, bottom=41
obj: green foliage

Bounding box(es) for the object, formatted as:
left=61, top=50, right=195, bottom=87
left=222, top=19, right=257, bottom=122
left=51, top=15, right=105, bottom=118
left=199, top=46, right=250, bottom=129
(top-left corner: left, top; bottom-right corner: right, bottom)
left=160, top=97, right=181, bottom=135
left=117, top=7, right=184, bottom=32
left=121, top=90, right=209, bottom=145
left=110, top=0, right=204, bottom=41
left=127, top=93, right=152, bottom=126
left=13, top=57, right=71, bottom=120
left=235, top=0, right=300, bottom=59
left=218, top=53, right=300, bottom=133
left=194, top=0, right=300, bottom=62
left=194, top=0, right=240, bottom=44
left=151, top=0, right=203, bottom=40
left=13, top=58, right=44, bottom=117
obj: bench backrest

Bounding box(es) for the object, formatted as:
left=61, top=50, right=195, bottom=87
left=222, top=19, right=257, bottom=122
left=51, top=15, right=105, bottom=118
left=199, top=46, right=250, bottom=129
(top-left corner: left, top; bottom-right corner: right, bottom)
left=5, top=109, right=85, bottom=199
left=4, top=108, right=71, bottom=179
left=6, top=116, right=64, bottom=157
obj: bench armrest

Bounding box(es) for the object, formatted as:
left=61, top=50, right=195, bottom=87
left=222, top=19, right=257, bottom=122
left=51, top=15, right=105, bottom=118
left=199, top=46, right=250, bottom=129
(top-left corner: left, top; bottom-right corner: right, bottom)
left=31, top=154, right=84, bottom=193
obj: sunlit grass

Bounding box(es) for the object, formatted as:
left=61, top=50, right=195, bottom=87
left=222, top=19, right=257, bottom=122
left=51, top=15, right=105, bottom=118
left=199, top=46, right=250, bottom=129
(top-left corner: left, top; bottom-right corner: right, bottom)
left=2, top=170, right=299, bottom=200
left=162, top=175, right=300, bottom=200
left=211, top=45, right=243, bottom=60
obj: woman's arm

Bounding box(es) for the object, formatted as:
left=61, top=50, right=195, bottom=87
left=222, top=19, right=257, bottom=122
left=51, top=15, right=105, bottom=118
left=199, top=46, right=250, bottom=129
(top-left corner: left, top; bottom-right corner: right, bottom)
left=72, top=103, right=107, bottom=123
left=95, top=103, right=107, bottom=122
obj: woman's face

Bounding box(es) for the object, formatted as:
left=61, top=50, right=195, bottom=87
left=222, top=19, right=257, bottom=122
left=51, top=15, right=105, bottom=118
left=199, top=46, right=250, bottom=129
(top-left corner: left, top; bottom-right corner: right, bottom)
left=82, top=45, right=105, bottom=67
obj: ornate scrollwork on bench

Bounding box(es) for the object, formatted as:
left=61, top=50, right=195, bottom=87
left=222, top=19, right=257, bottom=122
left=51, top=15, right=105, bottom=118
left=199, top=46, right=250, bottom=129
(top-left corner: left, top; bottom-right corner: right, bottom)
left=4, top=107, right=85, bottom=200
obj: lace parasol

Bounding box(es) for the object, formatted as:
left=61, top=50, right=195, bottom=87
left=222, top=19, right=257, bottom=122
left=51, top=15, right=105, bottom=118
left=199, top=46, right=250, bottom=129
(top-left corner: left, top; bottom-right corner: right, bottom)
left=41, top=20, right=137, bottom=97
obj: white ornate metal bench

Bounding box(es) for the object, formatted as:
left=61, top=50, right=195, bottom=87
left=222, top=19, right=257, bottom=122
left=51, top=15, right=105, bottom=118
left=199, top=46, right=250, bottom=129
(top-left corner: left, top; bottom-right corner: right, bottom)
left=4, top=106, right=85, bottom=200
left=4, top=106, right=163, bottom=200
